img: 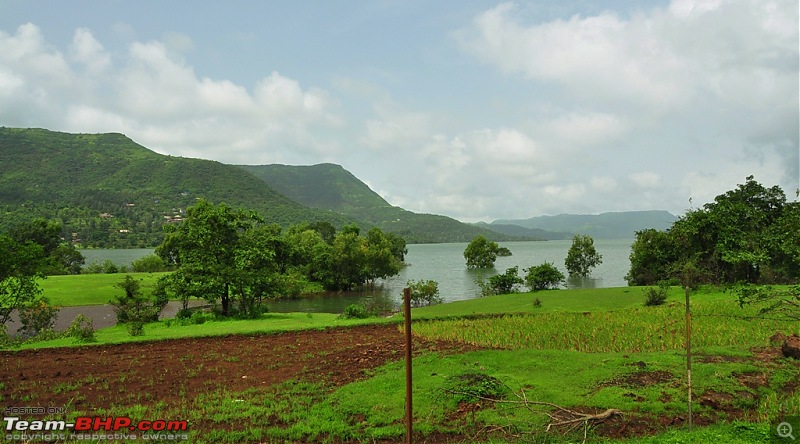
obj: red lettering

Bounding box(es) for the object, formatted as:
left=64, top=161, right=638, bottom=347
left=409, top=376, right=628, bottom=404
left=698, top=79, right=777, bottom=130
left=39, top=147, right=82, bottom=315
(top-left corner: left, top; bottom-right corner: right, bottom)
left=73, top=417, right=92, bottom=431
left=112, top=417, right=131, bottom=431
left=93, top=417, right=113, bottom=431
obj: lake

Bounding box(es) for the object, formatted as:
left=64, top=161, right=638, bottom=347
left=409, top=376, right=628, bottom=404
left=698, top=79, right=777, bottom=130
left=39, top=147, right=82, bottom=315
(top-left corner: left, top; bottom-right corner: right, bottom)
left=80, top=239, right=634, bottom=314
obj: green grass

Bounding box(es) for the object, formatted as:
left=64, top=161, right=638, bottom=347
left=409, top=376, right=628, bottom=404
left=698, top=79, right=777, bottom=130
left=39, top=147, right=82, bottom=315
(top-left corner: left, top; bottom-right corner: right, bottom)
left=16, top=312, right=397, bottom=350
left=40, top=272, right=169, bottom=306
left=410, top=286, right=674, bottom=319
left=411, top=297, right=800, bottom=353
left=10, top=284, right=800, bottom=443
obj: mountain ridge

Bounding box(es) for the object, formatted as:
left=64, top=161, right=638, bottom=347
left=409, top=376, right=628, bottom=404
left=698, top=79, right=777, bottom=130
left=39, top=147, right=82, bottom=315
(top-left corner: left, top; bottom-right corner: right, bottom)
left=492, top=210, right=678, bottom=239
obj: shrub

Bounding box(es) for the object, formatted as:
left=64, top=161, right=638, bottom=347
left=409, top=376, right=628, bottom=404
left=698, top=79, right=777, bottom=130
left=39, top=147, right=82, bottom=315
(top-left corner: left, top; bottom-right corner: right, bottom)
left=644, top=283, right=670, bottom=306
left=65, top=314, right=97, bottom=343
left=127, top=321, right=145, bottom=336
left=533, top=297, right=542, bottom=308
left=442, top=372, right=509, bottom=405
left=110, top=275, right=165, bottom=335
left=17, top=298, right=59, bottom=338
left=524, top=263, right=566, bottom=291
left=340, top=303, right=369, bottom=319
left=406, top=279, right=443, bottom=307
left=130, top=254, right=169, bottom=273
left=486, top=266, right=524, bottom=295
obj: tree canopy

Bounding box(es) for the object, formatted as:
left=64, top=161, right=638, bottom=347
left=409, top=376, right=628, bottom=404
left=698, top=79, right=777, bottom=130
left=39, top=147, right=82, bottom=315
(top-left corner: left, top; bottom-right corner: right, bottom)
left=156, top=200, right=406, bottom=315
left=565, top=235, right=603, bottom=277
left=627, top=176, right=799, bottom=286
left=464, top=236, right=500, bottom=269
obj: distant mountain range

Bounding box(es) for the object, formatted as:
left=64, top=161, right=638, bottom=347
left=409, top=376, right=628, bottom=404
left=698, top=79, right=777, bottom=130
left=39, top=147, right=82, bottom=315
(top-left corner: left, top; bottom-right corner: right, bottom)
left=492, top=211, right=678, bottom=239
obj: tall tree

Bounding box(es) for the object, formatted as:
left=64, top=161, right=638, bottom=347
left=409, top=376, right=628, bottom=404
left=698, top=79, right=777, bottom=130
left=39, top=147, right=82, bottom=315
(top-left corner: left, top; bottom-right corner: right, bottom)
left=0, top=236, right=47, bottom=327
left=156, top=200, right=262, bottom=316
left=565, top=235, right=603, bottom=277
left=464, top=235, right=500, bottom=268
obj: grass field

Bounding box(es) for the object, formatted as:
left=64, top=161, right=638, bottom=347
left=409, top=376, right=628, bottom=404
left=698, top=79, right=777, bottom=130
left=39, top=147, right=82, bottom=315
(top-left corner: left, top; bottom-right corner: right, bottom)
left=40, top=272, right=168, bottom=306
left=5, top=284, right=799, bottom=443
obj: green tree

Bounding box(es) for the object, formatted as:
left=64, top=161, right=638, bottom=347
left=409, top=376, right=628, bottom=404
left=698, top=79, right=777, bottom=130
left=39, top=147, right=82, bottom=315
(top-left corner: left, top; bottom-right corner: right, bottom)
left=627, top=176, right=798, bottom=286
left=464, top=235, right=500, bottom=269
left=9, top=218, right=84, bottom=275
left=0, top=235, right=47, bottom=327
left=110, top=275, right=167, bottom=325
left=156, top=199, right=263, bottom=316
left=364, top=227, right=403, bottom=287
left=565, top=235, right=603, bottom=277
left=406, top=279, right=442, bottom=307
left=482, top=266, right=523, bottom=295
left=524, top=263, right=565, bottom=291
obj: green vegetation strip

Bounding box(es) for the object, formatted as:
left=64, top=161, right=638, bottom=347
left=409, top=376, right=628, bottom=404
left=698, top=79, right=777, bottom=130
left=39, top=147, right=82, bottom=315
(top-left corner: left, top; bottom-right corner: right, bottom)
left=40, top=272, right=168, bottom=306
left=411, top=297, right=800, bottom=353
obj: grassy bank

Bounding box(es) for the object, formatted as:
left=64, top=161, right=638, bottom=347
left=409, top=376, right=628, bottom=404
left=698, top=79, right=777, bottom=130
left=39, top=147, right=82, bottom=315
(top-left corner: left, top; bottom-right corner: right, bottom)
left=40, top=272, right=168, bottom=306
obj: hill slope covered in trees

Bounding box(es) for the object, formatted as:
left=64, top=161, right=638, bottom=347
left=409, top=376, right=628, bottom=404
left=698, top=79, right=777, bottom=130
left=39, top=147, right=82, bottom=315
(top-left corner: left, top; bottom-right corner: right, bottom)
left=0, top=128, right=512, bottom=246
left=239, top=163, right=517, bottom=243
left=0, top=127, right=354, bottom=247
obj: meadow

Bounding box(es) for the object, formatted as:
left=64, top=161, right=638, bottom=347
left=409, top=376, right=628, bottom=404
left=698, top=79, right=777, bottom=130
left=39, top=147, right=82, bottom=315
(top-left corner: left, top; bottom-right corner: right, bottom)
left=3, top=282, right=799, bottom=443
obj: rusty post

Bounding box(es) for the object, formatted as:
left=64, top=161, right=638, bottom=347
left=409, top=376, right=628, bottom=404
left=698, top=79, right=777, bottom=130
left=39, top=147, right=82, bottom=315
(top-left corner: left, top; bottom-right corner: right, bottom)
left=404, top=287, right=413, bottom=444
left=685, top=286, right=692, bottom=431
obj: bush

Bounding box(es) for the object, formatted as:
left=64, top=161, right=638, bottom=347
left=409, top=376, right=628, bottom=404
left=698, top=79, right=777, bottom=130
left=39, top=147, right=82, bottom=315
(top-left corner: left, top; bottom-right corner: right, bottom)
left=110, top=275, right=165, bottom=335
left=442, top=372, right=509, bottom=405
left=130, top=254, right=169, bottom=273
left=406, top=279, right=443, bottom=307
left=485, top=266, right=523, bottom=295
left=17, top=297, right=59, bottom=338
left=532, top=297, right=542, bottom=308
left=644, top=283, right=670, bottom=306
left=524, top=263, right=565, bottom=291
left=65, top=314, right=97, bottom=343
left=127, top=321, right=145, bottom=336
left=340, top=303, right=369, bottom=319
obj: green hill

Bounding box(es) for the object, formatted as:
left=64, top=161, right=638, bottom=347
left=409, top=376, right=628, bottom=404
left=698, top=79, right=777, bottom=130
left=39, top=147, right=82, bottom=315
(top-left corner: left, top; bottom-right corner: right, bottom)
left=0, top=127, right=353, bottom=247
left=239, top=163, right=516, bottom=243
left=0, top=127, right=513, bottom=246
left=493, top=210, right=678, bottom=240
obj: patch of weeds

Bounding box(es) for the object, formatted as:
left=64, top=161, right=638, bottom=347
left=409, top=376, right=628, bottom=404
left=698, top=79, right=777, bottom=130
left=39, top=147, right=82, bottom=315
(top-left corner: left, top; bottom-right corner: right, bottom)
left=339, top=303, right=369, bottom=319
left=643, top=282, right=670, bottom=306
left=441, top=371, right=509, bottom=405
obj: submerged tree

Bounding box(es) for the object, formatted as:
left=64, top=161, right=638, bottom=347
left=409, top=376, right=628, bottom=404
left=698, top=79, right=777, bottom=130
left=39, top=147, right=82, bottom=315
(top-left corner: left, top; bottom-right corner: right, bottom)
left=565, top=235, right=603, bottom=277
left=464, top=236, right=500, bottom=269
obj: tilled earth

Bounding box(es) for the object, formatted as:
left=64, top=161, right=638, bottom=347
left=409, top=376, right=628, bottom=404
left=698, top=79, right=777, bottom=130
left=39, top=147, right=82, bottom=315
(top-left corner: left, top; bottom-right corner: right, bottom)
left=2, top=325, right=794, bottom=442
left=1, top=324, right=479, bottom=412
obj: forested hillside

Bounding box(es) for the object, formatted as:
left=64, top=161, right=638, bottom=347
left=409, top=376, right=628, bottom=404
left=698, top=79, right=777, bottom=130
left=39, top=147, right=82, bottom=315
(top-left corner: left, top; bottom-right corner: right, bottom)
left=0, top=128, right=353, bottom=247
left=240, top=163, right=516, bottom=243
left=0, top=128, right=512, bottom=247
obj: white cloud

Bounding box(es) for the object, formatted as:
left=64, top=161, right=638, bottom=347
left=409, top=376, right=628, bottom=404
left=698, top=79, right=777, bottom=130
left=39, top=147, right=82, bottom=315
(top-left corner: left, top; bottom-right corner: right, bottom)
left=629, top=171, right=662, bottom=188
left=70, top=28, right=111, bottom=74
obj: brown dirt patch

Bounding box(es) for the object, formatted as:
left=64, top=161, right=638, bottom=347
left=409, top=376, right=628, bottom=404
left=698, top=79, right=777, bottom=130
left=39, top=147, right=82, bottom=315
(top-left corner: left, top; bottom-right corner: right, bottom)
left=0, top=324, right=479, bottom=411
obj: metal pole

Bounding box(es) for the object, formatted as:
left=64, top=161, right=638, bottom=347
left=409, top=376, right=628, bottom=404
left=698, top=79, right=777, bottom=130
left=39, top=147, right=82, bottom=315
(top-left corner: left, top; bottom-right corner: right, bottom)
left=404, top=287, right=413, bottom=444
left=685, top=286, right=692, bottom=431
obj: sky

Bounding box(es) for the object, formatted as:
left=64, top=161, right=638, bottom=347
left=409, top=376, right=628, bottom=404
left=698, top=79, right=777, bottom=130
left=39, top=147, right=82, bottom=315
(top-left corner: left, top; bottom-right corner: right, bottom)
left=0, top=0, right=797, bottom=222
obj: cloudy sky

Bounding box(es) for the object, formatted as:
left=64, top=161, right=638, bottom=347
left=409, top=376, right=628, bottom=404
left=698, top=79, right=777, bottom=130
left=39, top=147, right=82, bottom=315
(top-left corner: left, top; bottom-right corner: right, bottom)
left=0, top=0, right=797, bottom=222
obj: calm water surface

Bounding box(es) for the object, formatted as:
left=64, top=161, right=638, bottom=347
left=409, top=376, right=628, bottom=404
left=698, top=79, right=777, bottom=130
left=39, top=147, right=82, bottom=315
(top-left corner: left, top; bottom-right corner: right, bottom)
left=80, top=239, right=634, bottom=314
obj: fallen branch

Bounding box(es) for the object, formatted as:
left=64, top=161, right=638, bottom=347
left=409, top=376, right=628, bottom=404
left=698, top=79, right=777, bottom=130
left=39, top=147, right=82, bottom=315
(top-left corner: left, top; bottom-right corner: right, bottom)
left=443, top=386, right=623, bottom=442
